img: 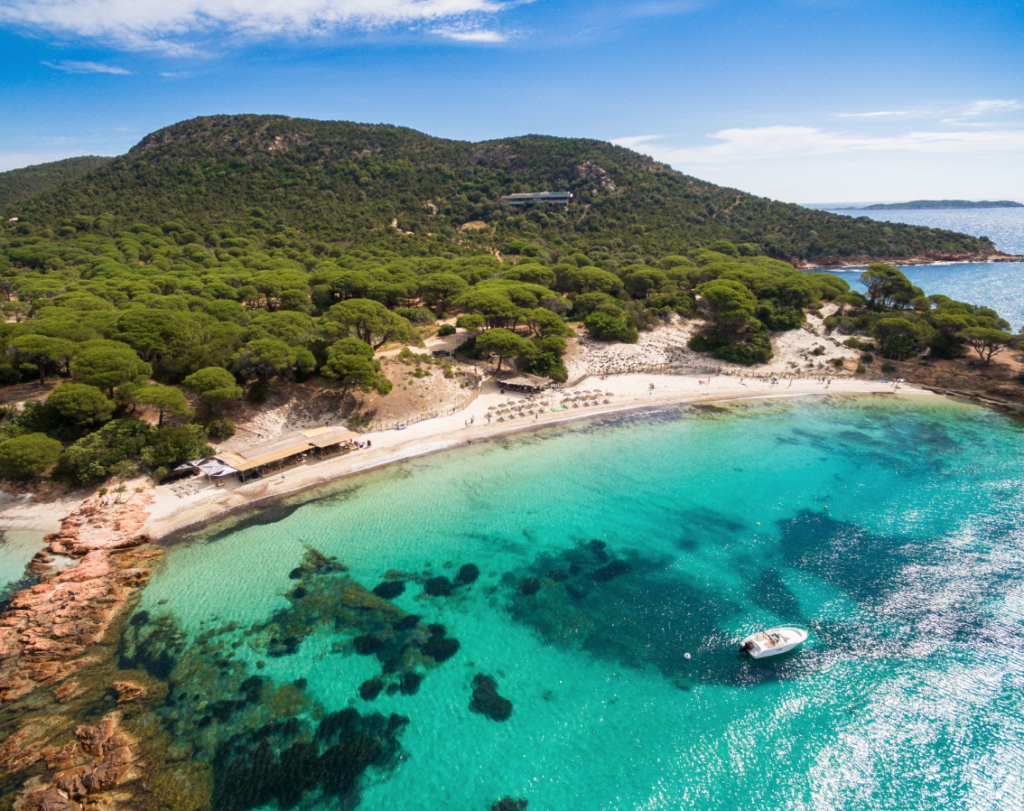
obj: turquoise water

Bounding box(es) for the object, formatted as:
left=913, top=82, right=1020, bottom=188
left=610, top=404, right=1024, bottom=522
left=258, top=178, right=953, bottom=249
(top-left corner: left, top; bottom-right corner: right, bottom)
left=821, top=206, right=1024, bottom=329
left=124, top=397, right=1024, bottom=811
left=0, top=530, right=47, bottom=603
left=824, top=207, right=1024, bottom=255
left=825, top=262, right=1024, bottom=330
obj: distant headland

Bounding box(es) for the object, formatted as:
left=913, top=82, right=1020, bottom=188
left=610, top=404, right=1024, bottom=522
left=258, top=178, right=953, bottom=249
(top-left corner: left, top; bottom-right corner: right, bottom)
left=840, top=200, right=1023, bottom=211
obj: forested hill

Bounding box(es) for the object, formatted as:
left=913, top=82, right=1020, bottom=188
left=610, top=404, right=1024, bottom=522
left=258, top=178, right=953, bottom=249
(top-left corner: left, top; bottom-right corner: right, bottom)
left=2, top=114, right=1000, bottom=265
left=0, top=156, right=113, bottom=208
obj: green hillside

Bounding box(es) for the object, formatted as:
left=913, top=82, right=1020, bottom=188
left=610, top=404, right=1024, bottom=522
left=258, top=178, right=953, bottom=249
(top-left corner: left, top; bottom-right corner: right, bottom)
left=3, top=115, right=998, bottom=265
left=0, top=156, right=113, bottom=209
left=0, top=115, right=1014, bottom=486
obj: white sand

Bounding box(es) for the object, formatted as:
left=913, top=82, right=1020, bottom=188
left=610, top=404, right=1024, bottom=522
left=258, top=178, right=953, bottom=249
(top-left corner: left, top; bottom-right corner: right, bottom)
left=144, top=373, right=928, bottom=540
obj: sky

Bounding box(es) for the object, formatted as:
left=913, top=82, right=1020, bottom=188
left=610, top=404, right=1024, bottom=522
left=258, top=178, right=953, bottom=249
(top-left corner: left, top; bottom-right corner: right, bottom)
left=0, top=0, right=1022, bottom=204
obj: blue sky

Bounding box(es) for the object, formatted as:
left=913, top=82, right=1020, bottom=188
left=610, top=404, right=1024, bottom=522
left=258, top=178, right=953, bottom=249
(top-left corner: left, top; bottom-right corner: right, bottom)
left=1, top=0, right=1022, bottom=203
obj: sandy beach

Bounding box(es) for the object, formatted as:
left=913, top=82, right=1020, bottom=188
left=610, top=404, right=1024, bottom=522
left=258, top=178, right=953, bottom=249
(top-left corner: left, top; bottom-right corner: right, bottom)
left=143, top=373, right=931, bottom=541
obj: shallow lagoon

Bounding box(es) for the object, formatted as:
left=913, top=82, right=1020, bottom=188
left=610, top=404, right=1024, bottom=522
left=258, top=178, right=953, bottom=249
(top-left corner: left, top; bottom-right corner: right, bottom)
left=128, top=396, right=1024, bottom=811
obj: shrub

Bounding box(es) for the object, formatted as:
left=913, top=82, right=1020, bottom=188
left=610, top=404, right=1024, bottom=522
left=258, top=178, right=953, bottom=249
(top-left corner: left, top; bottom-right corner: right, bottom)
left=205, top=417, right=236, bottom=441
left=881, top=362, right=896, bottom=374
left=856, top=363, right=866, bottom=374
left=861, top=352, right=874, bottom=364
left=53, top=420, right=152, bottom=485
left=812, top=345, right=826, bottom=356
left=584, top=309, right=638, bottom=343
left=0, top=433, right=63, bottom=479
left=395, top=307, right=436, bottom=325
left=832, top=358, right=846, bottom=369
left=437, top=323, right=457, bottom=337
left=246, top=378, right=270, bottom=403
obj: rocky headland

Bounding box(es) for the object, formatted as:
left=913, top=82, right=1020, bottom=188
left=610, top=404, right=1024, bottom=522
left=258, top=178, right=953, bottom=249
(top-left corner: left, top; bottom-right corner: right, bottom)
left=0, top=489, right=175, bottom=811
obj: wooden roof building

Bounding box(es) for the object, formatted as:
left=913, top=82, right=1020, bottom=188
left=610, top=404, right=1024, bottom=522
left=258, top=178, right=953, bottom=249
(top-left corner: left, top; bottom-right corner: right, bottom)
left=214, top=426, right=359, bottom=473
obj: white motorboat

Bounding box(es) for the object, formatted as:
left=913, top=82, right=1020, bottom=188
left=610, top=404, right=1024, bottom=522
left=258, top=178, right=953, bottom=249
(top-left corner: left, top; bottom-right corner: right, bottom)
left=738, top=626, right=808, bottom=659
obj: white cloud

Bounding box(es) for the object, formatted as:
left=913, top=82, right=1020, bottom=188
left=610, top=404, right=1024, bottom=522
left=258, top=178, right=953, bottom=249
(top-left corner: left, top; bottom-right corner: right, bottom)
left=617, top=126, right=1024, bottom=165
left=1, top=0, right=513, bottom=54
left=432, top=26, right=507, bottom=42
left=964, top=99, right=1022, bottom=116
left=41, top=59, right=131, bottom=74
left=834, top=110, right=912, bottom=119
left=612, top=126, right=1024, bottom=203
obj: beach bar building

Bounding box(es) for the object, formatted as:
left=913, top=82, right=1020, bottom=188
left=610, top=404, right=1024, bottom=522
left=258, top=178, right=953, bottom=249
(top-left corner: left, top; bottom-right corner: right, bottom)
left=211, top=426, right=360, bottom=481
left=497, top=373, right=552, bottom=394
left=500, top=191, right=572, bottom=207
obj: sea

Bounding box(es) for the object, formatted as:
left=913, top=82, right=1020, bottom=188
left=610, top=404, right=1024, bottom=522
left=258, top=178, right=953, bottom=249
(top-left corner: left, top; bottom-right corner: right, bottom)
left=821, top=206, right=1024, bottom=329
left=120, top=396, right=1024, bottom=811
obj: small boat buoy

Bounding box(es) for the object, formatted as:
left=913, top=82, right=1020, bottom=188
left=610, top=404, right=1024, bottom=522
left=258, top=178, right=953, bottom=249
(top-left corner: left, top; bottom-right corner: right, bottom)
left=684, top=653, right=691, bottom=660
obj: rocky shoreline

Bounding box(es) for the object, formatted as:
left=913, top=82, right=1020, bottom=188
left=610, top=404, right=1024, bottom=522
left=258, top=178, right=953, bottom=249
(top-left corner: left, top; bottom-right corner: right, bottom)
left=0, top=490, right=179, bottom=810
left=796, top=250, right=1022, bottom=270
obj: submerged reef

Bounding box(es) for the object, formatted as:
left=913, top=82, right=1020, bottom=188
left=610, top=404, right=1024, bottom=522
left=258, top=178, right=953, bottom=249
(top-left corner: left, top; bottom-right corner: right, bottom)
left=211, top=709, right=409, bottom=811
left=469, top=674, right=513, bottom=721
left=504, top=539, right=811, bottom=687
left=111, top=546, right=472, bottom=810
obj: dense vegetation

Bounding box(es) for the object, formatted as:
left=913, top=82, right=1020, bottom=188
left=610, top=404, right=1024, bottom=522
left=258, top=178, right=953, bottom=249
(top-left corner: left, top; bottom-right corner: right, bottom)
left=1, top=115, right=998, bottom=265
left=0, top=115, right=1014, bottom=486
left=0, top=156, right=113, bottom=209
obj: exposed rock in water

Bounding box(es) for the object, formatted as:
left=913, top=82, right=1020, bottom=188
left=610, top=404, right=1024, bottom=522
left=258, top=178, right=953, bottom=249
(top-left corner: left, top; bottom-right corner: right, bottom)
left=112, top=680, right=147, bottom=703
left=372, top=580, right=405, bottom=599
left=424, top=576, right=454, bottom=597
left=469, top=674, right=513, bottom=721
left=456, top=564, right=480, bottom=584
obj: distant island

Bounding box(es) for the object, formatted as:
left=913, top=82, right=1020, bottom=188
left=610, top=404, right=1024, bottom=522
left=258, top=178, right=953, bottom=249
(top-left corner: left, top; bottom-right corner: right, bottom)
left=851, top=200, right=1023, bottom=211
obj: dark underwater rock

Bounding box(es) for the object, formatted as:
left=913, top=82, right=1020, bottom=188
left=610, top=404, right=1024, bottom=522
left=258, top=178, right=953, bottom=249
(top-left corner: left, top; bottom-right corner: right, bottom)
left=353, top=634, right=383, bottom=655
left=518, top=577, right=542, bottom=596
left=399, top=671, right=422, bottom=695
left=546, top=568, right=569, bottom=581
left=372, top=581, right=405, bottom=599
left=290, top=586, right=307, bottom=599
left=239, top=676, right=264, bottom=703
left=427, top=623, right=447, bottom=637
left=492, top=798, right=528, bottom=811
left=359, top=677, right=384, bottom=701
left=424, top=576, right=454, bottom=597
left=267, top=636, right=301, bottom=657
left=421, top=636, right=460, bottom=663
left=588, top=540, right=609, bottom=561
left=592, top=560, right=631, bottom=582
left=469, top=674, right=512, bottom=721
left=288, top=568, right=303, bottom=579
left=394, top=614, right=421, bottom=630
left=456, top=564, right=480, bottom=584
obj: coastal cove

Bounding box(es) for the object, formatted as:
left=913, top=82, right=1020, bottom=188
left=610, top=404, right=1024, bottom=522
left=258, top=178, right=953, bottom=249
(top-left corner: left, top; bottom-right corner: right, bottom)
left=24, top=392, right=1024, bottom=811
left=819, top=205, right=1024, bottom=329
